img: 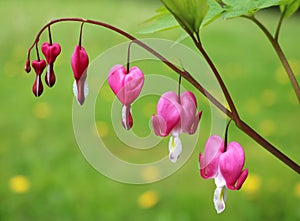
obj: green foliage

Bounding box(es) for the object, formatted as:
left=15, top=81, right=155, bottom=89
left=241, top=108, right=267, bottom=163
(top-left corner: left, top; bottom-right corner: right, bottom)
left=141, top=0, right=298, bottom=35
left=280, top=0, right=300, bottom=18
left=140, top=0, right=222, bottom=35
left=161, top=0, right=209, bottom=34
left=220, top=0, right=282, bottom=18
left=139, top=7, right=179, bottom=34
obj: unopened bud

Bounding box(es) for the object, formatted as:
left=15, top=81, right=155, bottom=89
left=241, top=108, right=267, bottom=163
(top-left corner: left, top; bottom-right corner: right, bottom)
left=25, top=59, right=31, bottom=73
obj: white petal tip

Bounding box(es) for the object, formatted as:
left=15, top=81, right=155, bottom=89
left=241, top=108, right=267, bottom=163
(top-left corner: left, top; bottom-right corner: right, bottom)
left=213, top=187, right=227, bottom=214
left=168, top=136, right=182, bottom=163
left=73, top=80, right=89, bottom=105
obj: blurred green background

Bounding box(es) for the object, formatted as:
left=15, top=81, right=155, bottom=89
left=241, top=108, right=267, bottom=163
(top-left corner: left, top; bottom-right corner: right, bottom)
left=1, top=0, right=300, bottom=220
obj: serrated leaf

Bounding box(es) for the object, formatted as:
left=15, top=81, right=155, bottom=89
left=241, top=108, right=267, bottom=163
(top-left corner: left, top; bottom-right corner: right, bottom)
left=280, top=0, right=300, bottom=18
left=161, top=0, right=209, bottom=34
left=222, top=0, right=282, bottom=19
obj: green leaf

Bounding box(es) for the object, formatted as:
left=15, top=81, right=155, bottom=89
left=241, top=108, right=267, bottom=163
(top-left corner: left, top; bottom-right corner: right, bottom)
left=221, top=0, right=282, bottom=19
left=203, top=0, right=224, bottom=27
left=139, top=0, right=224, bottom=35
left=280, top=0, right=300, bottom=18
left=161, top=0, right=209, bottom=34
left=139, top=7, right=179, bottom=34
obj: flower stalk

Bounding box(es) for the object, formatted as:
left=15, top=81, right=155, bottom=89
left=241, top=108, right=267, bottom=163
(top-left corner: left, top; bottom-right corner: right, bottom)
left=243, top=15, right=300, bottom=103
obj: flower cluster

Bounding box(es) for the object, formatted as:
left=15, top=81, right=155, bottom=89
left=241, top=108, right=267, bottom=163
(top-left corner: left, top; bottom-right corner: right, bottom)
left=26, top=24, right=90, bottom=105
left=29, top=42, right=61, bottom=97
left=25, top=21, right=249, bottom=214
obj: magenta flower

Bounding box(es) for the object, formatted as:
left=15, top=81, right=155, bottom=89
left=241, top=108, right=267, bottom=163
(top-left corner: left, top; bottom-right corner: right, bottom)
left=152, top=91, right=202, bottom=163
left=199, top=135, right=248, bottom=214
left=41, top=42, right=61, bottom=87
left=31, top=59, right=47, bottom=97
left=108, top=64, right=144, bottom=130
left=71, top=45, right=89, bottom=105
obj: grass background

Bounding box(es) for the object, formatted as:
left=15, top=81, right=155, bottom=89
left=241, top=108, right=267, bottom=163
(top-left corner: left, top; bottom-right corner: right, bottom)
left=0, top=0, right=300, bottom=220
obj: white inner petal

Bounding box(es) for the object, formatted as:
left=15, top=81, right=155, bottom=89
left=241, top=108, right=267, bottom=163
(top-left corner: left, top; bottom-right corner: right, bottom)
left=121, top=105, right=131, bottom=130
left=168, top=136, right=182, bottom=163
left=73, top=80, right=77, bottom=99
left=213, top=186, right=227, bottom=214
left=73, top=80, right=89, bottom=104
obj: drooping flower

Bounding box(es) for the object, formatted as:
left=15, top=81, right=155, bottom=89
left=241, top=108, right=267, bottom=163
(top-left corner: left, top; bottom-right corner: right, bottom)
left=71, top=45, right=89, bottom=105
left=108, top=64, right=144, bottom=130
left=31, top=59, right=47, bottom=97
left=199, top=135, right=248, bottom=214
left=41, top=42, right=61, bottom=87
left=152, top=91, right=202, bottom=163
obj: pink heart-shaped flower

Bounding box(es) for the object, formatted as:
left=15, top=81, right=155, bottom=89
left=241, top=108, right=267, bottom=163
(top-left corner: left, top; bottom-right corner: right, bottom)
left=108, top=64, right=144, bottom=106
left=32, top=60, right=46, bottom=76
left=41, top=43, right=61, bottom=64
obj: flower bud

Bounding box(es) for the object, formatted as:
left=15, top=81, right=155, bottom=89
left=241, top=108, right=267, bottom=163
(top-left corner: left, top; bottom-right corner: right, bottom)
left=41, top=42, right=61, bottom=87
left=71, top=45, right=89, bottom=105
left=25, top=59, right=31, bottom=73
left=31, top=59, right=46, bottom=97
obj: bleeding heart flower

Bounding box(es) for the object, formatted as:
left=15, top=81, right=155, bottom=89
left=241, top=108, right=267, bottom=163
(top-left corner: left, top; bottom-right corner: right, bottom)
left=41, top=42, right=61, bottom=87
left=108, top=64, right=144, bottom=130
left=152, top=91, right=202, bottom=163
left=71, top=45, right=89, bottom=105
left=199, top=135, right=248, bottom=214
left=31, top=59, right=47, bottom=97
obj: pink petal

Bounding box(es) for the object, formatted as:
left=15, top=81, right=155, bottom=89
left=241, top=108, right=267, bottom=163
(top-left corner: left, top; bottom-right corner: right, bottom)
left=71, top=46, right=89, bottom=81
left=199, top=135, right=224, bottom=179
left=152, top=115, right=167, bottom=137
left=219, top=141, right=246, bottom=190
left=180, top=91, right=201, bottom=134
left=108, top=65, right=144, bottom=106
left=31, top=60, right=46, bottom=75
left=41, top=43, right=61, bottom=64
left=152, top=92, right=181, bottom=137
left=108, top=64, right=124, bottom=97
left=123, top=66, right=144, bottom=105
left=235, top=169, right=248, bottom=190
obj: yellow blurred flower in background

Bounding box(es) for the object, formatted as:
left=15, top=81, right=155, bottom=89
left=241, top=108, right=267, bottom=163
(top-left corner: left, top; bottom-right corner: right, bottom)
left=33, top=102, right=51, bottom=119
left=294, top=182, right=300, bottom=198
left=242, top=174, right=261, bottom=197
left=9, top=175, right=30, bottom=193
left=138, top=190, right=159, bottom=209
